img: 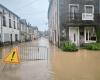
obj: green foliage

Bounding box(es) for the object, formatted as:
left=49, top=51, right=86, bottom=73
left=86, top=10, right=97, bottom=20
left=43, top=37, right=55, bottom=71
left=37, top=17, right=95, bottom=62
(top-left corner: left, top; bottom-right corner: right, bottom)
left=85, top=43, right=100, bottom=50
left=60, top=41, right=78, bottom=52
left=95, top=27, right=100, bottom=42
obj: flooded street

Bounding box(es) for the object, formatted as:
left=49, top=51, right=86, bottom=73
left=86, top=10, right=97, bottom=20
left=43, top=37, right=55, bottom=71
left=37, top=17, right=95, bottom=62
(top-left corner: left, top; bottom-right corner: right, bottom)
left=50, top=46, right=100, bottom=80
left=0, top=37, right=100, bottom=80
left=0, top=38, right=52, bottom=80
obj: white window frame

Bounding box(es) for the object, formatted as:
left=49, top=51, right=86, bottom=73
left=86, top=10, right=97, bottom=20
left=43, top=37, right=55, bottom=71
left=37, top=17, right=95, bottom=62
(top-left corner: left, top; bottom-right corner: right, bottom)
left=84, top=5, right=94, bottom=14
left=85, top=27, right=96, bottom=43
left=69, top=4, right=79, bottom=20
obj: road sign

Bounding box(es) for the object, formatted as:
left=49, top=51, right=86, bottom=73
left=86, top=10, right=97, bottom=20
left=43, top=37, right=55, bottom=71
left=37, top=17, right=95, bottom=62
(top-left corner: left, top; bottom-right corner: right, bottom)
left=3, top=47, right=20, bottom=64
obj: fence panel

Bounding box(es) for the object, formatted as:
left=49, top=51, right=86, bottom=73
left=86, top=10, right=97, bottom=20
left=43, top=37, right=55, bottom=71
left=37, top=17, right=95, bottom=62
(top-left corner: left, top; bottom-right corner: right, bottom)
left=19, top=46, right=48, bottom=61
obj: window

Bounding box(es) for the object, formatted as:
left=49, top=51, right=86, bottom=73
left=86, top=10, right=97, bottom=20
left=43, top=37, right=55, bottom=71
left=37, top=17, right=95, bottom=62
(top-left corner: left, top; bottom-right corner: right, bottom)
left=3, top=9, right=5, bottom=14
left=85, top=28, right=96, bottom=41
left=15, top=34, right=18, bottom=41
left=16, top=22, right=18, bottom=30
left=74, top=33, right=76, bottom=42
left=9, top=12, right=11, bottom=18
left=9, top=19, right=12, bottom=28
left=54, top=30, right=56, bottom=42
left=86, top=32, right=88, bottom=40
left=80, top=32, right=84, bottom=36
left=13, top=15, right=15, bottom=20
left=10, top=34, right=13, bottom=45
left=84, top=5, right=94, bottom=13
left=82, top=5, right=94, bottom=20
left=69, top=4, right=79, bottom=20
left=3, top=16, right=6, bottom=26
left=14, top=21, right=16, bottom=29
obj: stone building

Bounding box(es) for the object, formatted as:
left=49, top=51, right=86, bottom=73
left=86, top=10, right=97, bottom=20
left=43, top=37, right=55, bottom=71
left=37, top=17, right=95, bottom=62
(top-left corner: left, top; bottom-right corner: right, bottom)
left=48, top=0, right=100, bottom=47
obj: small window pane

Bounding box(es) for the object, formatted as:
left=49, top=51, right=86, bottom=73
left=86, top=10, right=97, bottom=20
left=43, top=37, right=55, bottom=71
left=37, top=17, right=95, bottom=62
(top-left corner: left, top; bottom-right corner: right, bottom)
left=85, top=6, right=93, bottom=13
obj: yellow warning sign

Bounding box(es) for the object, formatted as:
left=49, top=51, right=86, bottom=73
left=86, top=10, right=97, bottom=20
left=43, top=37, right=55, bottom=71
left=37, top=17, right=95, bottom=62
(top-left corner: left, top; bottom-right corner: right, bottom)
left=3, top=47, right=20, bottom=64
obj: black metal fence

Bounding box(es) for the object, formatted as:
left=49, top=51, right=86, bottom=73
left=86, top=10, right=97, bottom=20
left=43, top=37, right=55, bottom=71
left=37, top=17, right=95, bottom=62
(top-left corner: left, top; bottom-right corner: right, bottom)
left=19, top=46, right=48, bottom=61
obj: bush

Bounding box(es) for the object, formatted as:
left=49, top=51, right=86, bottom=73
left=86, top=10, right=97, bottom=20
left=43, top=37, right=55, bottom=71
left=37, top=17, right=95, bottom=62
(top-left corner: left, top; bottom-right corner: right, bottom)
left=60, top=41, right=78, bottom=52
left=85, top=43, right=100, bottom=50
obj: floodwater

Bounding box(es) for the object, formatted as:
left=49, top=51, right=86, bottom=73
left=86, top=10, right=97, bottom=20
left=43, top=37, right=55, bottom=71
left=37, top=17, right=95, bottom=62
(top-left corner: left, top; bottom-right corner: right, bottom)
left=0, top=38, right=100, bottom=80
left=50, top=46, right=100, bottom=80
left=0, top=38, right=52, bottom=80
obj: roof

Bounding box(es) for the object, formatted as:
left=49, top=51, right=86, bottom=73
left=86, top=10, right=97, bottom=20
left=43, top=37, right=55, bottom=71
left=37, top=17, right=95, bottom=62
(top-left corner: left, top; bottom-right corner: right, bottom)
left=19, top=19, right=27, bottom=24
left=33, top=26, right=38, bottom=30
left=0, top=4, right=20, bottom=18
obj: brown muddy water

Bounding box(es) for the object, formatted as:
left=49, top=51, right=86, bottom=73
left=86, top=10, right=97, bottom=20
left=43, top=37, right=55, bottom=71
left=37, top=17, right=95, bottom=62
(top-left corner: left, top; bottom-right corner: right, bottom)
left=50, top=46, right=100, bottom=80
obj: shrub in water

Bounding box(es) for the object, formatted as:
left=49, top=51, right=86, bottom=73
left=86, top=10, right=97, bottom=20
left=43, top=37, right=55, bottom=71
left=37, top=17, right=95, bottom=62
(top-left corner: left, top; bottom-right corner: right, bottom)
left=85, top=43, right=100, bottom=50
left=60, top=41, right=78, bottom=52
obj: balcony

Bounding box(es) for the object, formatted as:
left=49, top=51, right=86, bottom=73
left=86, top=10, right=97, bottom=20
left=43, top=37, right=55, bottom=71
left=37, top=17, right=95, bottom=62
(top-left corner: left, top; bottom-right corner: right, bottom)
left=66, top=13, right=96, bottom=27
left=82, top=13, right=94, bottom=21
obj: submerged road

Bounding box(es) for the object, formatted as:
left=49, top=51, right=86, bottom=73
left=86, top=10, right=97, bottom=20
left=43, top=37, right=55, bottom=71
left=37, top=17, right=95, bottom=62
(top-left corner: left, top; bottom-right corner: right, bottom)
left=0, top=37, right=100, bottom=80
left=0, top=37, right=53, bottom=80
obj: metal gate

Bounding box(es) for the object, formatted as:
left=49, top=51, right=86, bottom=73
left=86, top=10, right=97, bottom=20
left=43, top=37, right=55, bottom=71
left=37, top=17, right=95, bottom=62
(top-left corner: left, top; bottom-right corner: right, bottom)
left=19, top=46, right=48, bottom=61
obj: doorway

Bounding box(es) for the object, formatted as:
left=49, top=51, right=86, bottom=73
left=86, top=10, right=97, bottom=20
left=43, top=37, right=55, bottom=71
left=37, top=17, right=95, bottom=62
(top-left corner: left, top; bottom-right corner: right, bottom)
left=79, top=27, right=84, bottom=46
left=10, top=34, right=12, bottom=45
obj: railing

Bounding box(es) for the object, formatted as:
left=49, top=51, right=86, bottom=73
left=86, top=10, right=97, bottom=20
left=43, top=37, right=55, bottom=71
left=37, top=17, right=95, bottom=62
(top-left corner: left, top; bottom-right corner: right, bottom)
left=64, top=13, right=97, bottom=26
left=82, top=13, right=94, bottom=20
left=19, top=46, right=48, bottom=61
left=68, top=13, right=94, bottom=21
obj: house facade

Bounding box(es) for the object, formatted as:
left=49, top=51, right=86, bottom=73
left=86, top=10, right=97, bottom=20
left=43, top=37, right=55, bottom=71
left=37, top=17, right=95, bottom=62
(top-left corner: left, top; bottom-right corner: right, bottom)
left=19, top=19, right=34, bottom=42
left=19, top=19, right=27, bottom=42
left=26, top=24, right=34, bottom=41
left=48, top=0, right=60, bottom=46
left=0, top=4, right=35, bottom=45
left=48, top=0, right=100, bottom=46
left=0, top=4, right=20, bottom=45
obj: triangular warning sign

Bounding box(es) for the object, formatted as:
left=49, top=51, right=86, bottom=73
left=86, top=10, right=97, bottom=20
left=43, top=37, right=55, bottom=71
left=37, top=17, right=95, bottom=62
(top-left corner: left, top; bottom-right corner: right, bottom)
left=3, top=47, right=20, bottom=64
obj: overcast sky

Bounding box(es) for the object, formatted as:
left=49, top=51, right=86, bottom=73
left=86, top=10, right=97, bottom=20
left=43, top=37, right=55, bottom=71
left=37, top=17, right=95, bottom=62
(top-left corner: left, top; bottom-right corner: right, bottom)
left=0, top=0, right=49, bottom=31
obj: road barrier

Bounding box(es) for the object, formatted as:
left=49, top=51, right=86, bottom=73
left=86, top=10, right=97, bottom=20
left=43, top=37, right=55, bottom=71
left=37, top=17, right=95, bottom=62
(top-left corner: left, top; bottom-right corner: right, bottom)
left=19, top=46, right=48, bottom=61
